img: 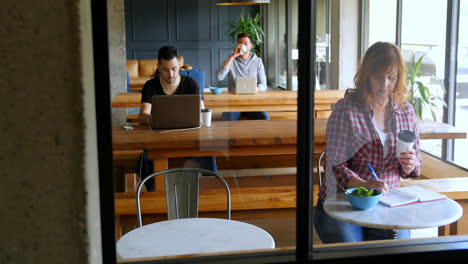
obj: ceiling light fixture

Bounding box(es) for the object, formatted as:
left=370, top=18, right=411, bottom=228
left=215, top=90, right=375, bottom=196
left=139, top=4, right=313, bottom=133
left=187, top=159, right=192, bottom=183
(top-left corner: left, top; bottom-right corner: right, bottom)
left=216, top=0, right=270, bottom=5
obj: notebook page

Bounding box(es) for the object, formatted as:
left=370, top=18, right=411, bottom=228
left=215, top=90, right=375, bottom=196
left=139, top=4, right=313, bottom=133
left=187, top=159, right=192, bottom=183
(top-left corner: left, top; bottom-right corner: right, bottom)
left=397, top=186, right=447, bottom=202
left=379, top=188, right=419, bottom=207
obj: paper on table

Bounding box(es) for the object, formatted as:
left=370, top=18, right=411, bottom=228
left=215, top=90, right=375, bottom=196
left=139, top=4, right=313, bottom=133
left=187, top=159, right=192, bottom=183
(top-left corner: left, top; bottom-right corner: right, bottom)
left=379, top=186, right=447, bottom=207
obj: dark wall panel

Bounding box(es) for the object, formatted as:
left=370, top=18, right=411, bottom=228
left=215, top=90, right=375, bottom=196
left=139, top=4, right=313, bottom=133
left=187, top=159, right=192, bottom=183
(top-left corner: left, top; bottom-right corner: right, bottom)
left=176, top=0, right=211, bottom=41
left=124, top=0, right=258, bottom=87
left=179, top=48, right=213, bottom=85
left=132, top=0, right=169, bottom=41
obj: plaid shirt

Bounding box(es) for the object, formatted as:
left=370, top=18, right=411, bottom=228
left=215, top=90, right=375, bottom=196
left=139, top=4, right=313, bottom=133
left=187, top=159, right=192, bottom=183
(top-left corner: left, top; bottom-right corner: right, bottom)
left=318, top=95, right=422, bottom=202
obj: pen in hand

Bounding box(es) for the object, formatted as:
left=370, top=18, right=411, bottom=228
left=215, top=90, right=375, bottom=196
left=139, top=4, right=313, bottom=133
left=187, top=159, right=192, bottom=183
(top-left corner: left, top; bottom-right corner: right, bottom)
left=367, top=163, right=380, bottom=180
left=368, top=163, right=388, bottom=196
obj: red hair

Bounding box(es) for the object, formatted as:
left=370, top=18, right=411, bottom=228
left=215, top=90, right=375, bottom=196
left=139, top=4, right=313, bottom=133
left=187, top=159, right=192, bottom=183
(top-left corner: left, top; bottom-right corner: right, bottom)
left=351, top=42, right=408, bottom=108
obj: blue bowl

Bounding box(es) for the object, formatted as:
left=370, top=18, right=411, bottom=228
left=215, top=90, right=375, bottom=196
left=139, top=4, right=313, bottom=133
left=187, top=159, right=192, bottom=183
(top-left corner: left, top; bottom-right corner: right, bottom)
left=345, top=188, right=382, bottom=210
left=209, top=87, right=224, bottom=95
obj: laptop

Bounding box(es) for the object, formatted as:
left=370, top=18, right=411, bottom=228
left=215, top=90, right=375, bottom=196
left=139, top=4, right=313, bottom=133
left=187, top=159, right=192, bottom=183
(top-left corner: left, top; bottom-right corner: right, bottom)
left=235, top=76, right=257, bottom=94
left=151, top=94, right=201, bottom=129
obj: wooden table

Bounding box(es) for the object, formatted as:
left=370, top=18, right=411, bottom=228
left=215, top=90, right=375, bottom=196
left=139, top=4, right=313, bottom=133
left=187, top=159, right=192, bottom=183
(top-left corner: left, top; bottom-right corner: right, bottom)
left=111, top=90, right=345, bottom=114
left=112, top=119, right=466, bottom=191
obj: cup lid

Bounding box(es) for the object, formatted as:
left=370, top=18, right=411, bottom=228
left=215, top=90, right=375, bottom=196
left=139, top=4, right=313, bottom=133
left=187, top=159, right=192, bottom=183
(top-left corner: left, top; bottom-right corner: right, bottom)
left=201, top=108, right=212, bottom=112
left=397, top=130, right=416, bottom=142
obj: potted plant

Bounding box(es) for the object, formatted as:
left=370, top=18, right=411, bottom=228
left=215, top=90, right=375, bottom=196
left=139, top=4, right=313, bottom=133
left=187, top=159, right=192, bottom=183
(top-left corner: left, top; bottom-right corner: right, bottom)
left=226, top=10, right=265, bottom=57
left=407, top=55, right=447, bottom=121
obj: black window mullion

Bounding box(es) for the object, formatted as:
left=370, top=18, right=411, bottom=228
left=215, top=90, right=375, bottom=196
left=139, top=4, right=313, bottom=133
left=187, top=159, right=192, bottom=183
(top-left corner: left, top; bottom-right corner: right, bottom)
left=297, top=0, right=315, bottom=261
left=396, top=0, right=402, bottom=47
left=442, top=0, right=460, bottom=161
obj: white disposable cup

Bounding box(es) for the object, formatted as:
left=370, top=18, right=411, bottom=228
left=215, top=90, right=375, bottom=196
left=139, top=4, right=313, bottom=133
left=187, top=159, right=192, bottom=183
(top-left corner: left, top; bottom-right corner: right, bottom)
left=201, top=109, right=212, bottom=127
left=240, top=44, right=247, bottom=55
left=396, top=130, right=416, bottom=158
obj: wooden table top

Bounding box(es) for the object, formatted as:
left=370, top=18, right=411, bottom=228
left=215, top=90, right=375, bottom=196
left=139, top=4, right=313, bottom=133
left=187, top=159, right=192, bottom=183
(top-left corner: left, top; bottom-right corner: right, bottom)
left=112, top=119, right=307, bottom=151
left=111, top=90, right=346, bottom=109
left=418, top=120, right=467, bottom=140
left=112, top=118, right=466, bottom=151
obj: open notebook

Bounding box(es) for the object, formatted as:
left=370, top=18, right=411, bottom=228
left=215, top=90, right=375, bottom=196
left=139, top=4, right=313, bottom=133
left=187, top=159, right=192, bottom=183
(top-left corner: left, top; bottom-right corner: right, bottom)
left=379, top=186, right=447, bottom=207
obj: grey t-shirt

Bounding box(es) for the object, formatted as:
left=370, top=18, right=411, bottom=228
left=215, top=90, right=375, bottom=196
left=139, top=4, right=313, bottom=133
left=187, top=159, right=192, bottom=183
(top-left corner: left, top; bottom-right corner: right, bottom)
left=216, top=53, right=267, bottom=92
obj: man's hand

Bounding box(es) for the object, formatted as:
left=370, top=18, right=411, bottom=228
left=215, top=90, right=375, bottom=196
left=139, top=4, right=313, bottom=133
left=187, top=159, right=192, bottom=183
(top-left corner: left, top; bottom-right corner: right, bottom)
left=138, top=112, right=152, bottom=126
left=232, top=43, right=243, bottom=58
left=398, top=148, right=417, bottom=175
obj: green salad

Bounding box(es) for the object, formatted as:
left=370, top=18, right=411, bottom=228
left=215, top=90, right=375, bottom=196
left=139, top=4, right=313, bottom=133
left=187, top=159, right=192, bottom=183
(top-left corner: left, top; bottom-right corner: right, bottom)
left=351, top=187, right=375, bottom=197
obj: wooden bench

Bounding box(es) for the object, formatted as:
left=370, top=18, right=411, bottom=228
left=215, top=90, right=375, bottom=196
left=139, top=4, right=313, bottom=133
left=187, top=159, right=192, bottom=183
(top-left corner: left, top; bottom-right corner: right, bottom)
left=114, top=174, right=468, bottom=240
left=113, top=150, right=142, bottom=192
left=115, top=175, right=297, bottom=239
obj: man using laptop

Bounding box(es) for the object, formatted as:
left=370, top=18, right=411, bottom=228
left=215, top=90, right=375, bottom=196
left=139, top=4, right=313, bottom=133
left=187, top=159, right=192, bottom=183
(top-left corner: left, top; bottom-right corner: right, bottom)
left=215, top=33, right=269, bottom=120
left=138, top=46, right=205, bottom=124
left=137, top=46, right=216, bottom=191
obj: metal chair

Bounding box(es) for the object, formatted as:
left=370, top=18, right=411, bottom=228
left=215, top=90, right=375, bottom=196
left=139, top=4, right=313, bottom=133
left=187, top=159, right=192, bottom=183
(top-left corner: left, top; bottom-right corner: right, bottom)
left=317, top=151, right=326, bottom=187
left=136, top=168, right=231, bottom=227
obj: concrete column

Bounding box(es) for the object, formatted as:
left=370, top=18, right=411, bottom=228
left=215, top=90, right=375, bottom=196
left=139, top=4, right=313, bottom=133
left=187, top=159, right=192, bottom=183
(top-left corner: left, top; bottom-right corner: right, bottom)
left=0, top=0, right=101, bottom=263
left=330, top=0, right=360, bottom=91
left=108, top=0, right=127, bottom=125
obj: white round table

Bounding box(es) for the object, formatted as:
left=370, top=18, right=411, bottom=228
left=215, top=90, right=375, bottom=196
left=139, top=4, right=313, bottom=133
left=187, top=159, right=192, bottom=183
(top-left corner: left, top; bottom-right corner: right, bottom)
left=117, top=218, right=275, bottom=259
left=323, top=193, right=463, bottom=230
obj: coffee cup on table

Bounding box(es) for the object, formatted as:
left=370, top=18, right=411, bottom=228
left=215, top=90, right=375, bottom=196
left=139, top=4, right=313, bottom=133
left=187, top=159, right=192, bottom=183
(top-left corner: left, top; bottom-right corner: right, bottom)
left=396, top=130, right=416, bottom=158
left=201, top=109, right=212, bottom=127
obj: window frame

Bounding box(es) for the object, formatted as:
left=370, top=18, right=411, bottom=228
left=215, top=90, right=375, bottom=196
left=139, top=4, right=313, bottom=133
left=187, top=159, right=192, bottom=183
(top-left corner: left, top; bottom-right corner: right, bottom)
left=94, top=0, right=468, bottom=263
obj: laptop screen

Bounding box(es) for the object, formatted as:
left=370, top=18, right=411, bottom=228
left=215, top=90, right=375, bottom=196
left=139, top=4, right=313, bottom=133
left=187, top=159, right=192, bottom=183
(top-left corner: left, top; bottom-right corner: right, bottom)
left=235, top=77, right=257, bottom=94
left=151, top=94, right=201, bottom=129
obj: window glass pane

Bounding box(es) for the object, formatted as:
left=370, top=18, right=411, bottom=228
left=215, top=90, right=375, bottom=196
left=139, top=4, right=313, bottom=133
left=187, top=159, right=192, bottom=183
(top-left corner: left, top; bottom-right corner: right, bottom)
left=364, top=0, right=397, bottom=50
left=401, top=0, right=447, bottom=158
left=312, top=0, right=468, bottom=258
left=279, top=0, right=287, bottom=88
left=115, top=1, right=297, bottom=261
left=454, top=1, right=468, bottom=169
left=316, top=0, right=330, bottom=90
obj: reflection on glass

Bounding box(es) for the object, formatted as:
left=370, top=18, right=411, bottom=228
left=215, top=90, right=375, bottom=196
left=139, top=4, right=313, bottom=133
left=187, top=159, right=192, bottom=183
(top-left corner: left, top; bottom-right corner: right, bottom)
left=314, top=42, right=420, bottom=243
left=312, top=0, right=467, bottom=256
left=454, top=1, right=468, bottom=169
left=279, top=0, right=287, bottom=88
left=363, top=0, right=397, bottom=49
left=115, top=1, right=298, bottom=261
left=402, top=0, right=447, bottom=158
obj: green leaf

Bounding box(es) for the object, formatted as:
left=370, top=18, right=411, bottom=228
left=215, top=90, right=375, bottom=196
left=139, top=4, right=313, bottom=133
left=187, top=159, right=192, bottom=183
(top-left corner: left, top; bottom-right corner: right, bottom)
left=415, top=98, right=423, bottom=121
left=431, top=107, right=438, bottom=121
left=412, top=55, right=423, bottom=78
left=416, top=81, right=429, bottom=104
left=225, top=10, right=264, bottom=56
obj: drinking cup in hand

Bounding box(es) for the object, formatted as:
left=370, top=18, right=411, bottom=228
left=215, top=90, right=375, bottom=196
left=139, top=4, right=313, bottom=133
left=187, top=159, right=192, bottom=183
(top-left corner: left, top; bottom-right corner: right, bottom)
left=240, top=44, right=247, bottom=56
left=396, top=130, right=416, bottom=158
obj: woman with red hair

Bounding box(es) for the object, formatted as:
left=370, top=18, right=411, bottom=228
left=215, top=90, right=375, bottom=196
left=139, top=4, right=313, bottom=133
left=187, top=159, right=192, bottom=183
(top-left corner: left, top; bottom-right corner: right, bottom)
left=314, top=42, right=422, bottom=243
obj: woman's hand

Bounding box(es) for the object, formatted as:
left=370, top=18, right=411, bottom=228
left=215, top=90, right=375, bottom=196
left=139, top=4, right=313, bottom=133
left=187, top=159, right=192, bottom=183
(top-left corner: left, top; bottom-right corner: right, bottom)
left=398, top=148, right=417, bottom=175
left=364, top=180, right=389, bottom=195
left=347, top=177, right=389, bottom=195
